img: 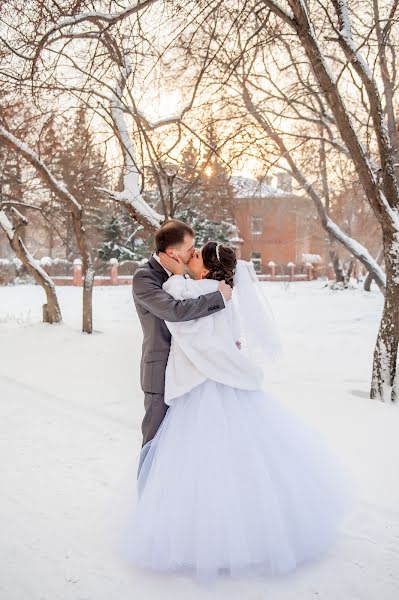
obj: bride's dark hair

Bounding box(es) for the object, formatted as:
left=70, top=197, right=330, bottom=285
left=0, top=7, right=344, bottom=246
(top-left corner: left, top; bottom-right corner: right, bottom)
left=202, top=241, right=237, bottom=288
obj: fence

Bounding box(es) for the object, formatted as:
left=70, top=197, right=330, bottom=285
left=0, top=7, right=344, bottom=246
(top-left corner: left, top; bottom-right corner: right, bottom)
left=0, top=257, right=139, bottom=286
left=0, top=256, right=340, bottom=286
left=257, top=261, right=336, bottom=282
left=52, top=258, right=139, bottom=286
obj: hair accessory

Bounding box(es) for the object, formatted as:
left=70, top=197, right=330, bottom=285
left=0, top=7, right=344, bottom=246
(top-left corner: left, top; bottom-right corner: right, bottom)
left=215, top=243, right=222, bottom=262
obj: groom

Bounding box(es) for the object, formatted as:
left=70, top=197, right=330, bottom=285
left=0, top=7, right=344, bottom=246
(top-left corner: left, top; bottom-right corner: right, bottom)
left=132, top=219, right=232, bottom=467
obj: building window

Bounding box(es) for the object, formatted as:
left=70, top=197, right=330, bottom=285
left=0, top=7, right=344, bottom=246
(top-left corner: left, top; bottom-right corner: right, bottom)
left=251, top=216, right=263, bottom=235
left=250, top=252, right=262, bottom=273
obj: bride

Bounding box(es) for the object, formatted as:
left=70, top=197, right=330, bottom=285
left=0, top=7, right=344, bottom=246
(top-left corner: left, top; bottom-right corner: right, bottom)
left=117, top=241, right=353, bottom=581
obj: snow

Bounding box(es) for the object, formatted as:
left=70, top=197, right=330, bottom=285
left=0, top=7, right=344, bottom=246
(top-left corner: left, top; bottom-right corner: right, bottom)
left=0, top=211, right=55, bottom=285
left=18, top=238, right=57, bottom=285
left=295, top=0, right=338, bottom=86
left=12, top=256, right=22, bottom=268
left=39, top=256, right=53, bottom=266
left=39, top=0, right=159, bottom=32
left=107, top=58, right=164, bottom=229
left=302, top=253, right=321, bottom=264
left=336, top=0, right=373, bottom=81
left=326, top=218, right=386, bottom=288
left=0, top=209, right=15, bottom=240
left=390, top=231, right=399, bottom=285
left=34, top=0, right=160, bottom=65
left=0, top=281, right=398, bottom=599
left=0, top=127, right=81, bottom=212
left=230, top=175, right=285, bottom=198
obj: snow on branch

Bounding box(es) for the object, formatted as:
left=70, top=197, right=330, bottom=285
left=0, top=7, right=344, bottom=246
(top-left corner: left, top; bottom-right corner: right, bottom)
left=331, top=0, right=399, bottom=213
left=0, top=126, right=81, bottom=212
left=32, top=0, right=160, bottom=67
left=333, top=0, right=373, bottom=81
left=326, top=217, right=386, bottom=286
left=134, top=104, right=193, bottom=129
left=0, top=208, right=57, bottom=286
left=0, top=209, right=14, bottom=240
left=105, top=54, right=164, bottom=230
left=261, top=0, right=296, bottom=28
left=241, top=81, right=387, bottom=289
left=131, top=60, right=207, bottom=130
left=19, top=236, right=58, bottom=282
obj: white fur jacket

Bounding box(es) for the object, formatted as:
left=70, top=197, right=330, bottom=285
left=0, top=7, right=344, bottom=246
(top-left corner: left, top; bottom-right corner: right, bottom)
left=162, top=275, right=264, bottom=404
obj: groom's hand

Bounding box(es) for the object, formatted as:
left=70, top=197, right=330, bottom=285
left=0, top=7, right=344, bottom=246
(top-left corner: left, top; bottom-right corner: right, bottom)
left=218, top=280, right=232, bottom=301
left=159, top=252, right=185, bottom=276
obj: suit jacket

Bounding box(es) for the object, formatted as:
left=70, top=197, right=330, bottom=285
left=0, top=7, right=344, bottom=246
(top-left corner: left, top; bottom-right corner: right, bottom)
left=132, top=255, right=226, bottom=394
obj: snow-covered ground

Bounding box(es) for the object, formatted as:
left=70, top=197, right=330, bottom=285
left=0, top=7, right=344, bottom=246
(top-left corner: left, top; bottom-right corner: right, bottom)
left=0, top=280, right=398, bottom=599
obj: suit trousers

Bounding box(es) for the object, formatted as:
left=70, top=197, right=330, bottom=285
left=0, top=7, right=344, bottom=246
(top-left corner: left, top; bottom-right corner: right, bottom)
left=141, top=391, right=169, bottom=448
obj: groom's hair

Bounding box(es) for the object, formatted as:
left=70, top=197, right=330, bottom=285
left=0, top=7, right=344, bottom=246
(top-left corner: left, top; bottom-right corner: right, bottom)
left=155, top=219, right=195, bottom=253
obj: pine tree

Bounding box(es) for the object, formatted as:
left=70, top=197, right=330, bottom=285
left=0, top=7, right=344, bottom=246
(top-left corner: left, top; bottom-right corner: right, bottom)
left=175, top=208, right=234, bottom=246
left=198, top=118, right=235, bottom=223
left=97, top=212, right=153, bottom=261
left=0, top=100, right=29, bottom=204
left=40, top=106, right=110, bottom=260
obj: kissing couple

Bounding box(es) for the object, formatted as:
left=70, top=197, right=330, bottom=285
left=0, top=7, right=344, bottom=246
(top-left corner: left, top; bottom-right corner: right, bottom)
left=118, top=219, right=353, bottom=581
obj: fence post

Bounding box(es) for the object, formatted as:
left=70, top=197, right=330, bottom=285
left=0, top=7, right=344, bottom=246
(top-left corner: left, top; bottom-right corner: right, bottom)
left=287, top=261, right=295, bottom=280
left=73, top=258, right=83, bottom=286
left=110, top=258, right=118, bottom=285
left=268, top=260, right=276, bottom=278
left=305, top=262, right=313, bottom=280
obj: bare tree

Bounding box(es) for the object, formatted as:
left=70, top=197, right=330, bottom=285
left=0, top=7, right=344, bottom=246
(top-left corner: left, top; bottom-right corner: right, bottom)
left=0, top=125, right=95, bottom=333
left=238, top=75, right=386, bottom=291
left=0, top=203, right=62, bottom=323
left=168, top=0, right=397, bottom=399
left=251, top=0, right=399, bottom=400
left=2, top=0, right=398, bottom=399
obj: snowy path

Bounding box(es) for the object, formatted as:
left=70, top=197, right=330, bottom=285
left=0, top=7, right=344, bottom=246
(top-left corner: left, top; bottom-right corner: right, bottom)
left=0, top=282, right=398, bottom=599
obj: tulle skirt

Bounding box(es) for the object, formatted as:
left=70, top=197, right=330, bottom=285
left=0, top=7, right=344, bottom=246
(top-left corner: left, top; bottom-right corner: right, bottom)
left=116, top=379, right=353, bottom=581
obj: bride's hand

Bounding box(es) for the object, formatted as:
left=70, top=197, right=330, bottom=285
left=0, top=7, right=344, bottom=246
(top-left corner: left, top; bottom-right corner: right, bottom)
left=159, top=252, right=185, bottom=276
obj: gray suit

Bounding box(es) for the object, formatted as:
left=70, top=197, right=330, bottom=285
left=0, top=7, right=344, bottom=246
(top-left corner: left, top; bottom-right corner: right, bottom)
left=132, top=255, right=225, bottom=448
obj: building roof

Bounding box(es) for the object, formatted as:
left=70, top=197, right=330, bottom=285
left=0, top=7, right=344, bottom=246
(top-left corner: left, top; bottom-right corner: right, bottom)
left=230, top=175, right=291, bottom=199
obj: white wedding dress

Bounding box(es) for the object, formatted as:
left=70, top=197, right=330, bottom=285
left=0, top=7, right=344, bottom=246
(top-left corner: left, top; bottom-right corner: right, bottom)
left=116, top=267, right=353, bottom=581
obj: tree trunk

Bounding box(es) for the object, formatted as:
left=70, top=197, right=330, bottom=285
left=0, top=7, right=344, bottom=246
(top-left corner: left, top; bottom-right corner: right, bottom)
left=71, top=211, right=94, bottom=334
left=15, top=237, right=62, bottom=324
left=241, top=84, right=386, bottom=292
left=0, top=208, right=62, bottom=324
left=364, top=247, right=384, bottom=291
left=262, top=1, right=398, bottom=400
left=82, top=267, right=94, bottom=333
left=0, top=126, right=94, bottom=333
left=370, top=231, right=399, bottom=401
left=328, top=239, right=345, bottom=283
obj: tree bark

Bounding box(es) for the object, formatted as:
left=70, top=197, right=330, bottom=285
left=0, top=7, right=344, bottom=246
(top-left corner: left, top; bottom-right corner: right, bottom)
left=364, top=247, right=384, bottom=291
left=0, top=126, right=94, bottom=333
left=263, top=0, right=399, bottom=399
left=371, top=231, right=399, bottom=401
left=0, top=208, right=62, bottom=324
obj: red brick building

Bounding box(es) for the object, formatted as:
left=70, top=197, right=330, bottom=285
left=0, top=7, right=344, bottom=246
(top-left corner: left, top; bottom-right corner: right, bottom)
left=231, top=176, right=326, bottom=274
